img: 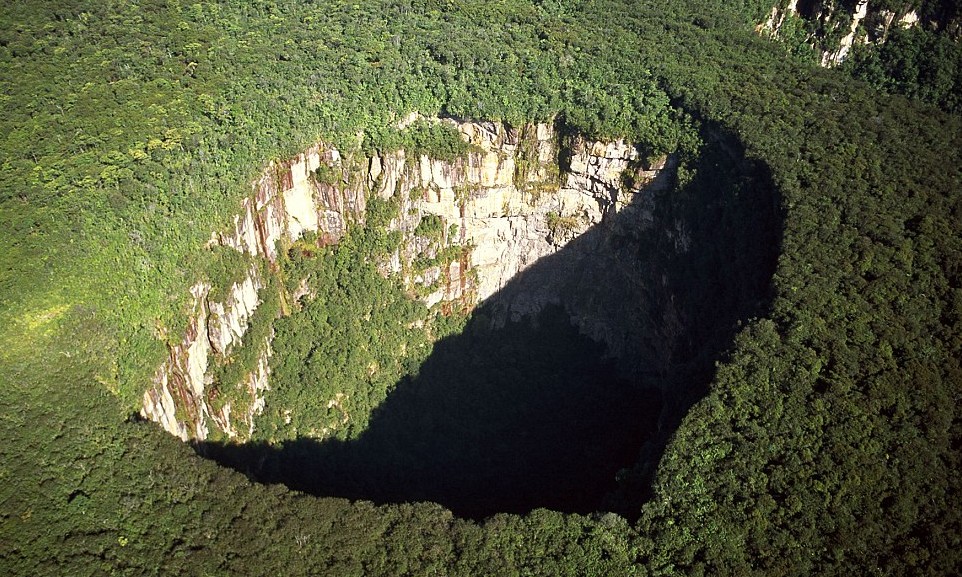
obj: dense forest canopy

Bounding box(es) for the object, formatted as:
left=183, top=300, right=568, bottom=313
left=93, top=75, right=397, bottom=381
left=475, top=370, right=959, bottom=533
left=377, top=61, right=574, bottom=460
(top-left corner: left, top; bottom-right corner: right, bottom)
left=1, top=0, right=961, bottom=575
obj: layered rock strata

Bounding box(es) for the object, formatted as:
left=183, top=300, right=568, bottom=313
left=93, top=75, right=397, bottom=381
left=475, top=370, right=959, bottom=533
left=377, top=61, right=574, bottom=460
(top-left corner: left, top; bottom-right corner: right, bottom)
left=141, top=119, right=675, bottom=441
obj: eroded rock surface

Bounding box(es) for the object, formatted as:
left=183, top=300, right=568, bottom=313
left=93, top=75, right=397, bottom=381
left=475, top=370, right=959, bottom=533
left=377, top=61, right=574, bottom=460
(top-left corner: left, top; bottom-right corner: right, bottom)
left=141, top=118, right=677, bottom=441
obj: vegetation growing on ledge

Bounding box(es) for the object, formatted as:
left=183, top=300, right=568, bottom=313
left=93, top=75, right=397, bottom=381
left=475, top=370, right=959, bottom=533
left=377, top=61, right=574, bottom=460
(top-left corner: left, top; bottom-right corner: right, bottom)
left=414, top=213, right=445, bottom=239
left=256, top=213, right=437, bottom=442
left=545, top=211, right=582, bottom=240
left=1, top=1, right=961, bottom=576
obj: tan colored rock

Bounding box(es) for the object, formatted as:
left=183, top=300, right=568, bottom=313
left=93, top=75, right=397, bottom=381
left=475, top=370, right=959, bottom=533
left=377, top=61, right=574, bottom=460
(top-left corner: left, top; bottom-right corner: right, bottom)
left=208, top=270, right=262, bottom=356
left=369, top=155, right=382, bottom=187
left=141, top=282, right=213, bottom=440
left=823, top=0, right=870, bottom=66
left=146, top=117, right=678, bottom=441
left=282, top=151, right=321, bottom=241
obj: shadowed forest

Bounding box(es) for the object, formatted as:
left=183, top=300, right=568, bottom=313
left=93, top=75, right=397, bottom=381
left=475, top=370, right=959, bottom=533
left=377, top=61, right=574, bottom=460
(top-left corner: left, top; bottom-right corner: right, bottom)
left=200, top=306, right=663, bottom=519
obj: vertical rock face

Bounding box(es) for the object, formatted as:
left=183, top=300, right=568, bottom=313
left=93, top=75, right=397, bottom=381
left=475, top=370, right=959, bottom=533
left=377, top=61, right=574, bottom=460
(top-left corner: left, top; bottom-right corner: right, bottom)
left=141, top=118, right=677, bottom=441
left=141, top=146, right=336, bottom=441
left=215, top=145, right=338, bottom=262
left=757, top=0, right=921, bottom=66
left=141, top=283, right=214, bottom=441
left=824, top=0, right=870, bottom=66
left=208, top=271, right=262, bottom=356
left=757, top=0, right=801, bottom=38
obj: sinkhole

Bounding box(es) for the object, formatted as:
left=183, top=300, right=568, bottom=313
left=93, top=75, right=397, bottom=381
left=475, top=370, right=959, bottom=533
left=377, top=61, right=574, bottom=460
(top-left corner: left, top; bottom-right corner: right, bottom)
left=195, top=125, right=781, bottom=521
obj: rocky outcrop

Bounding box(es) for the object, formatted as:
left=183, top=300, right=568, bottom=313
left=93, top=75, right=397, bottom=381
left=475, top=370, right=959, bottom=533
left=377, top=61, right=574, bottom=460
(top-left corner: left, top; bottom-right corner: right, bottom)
left=758, top=0, right=922, bottom=66
left=142, top=147, right=338, bottom=441
left=214, top=144, right=347, bottom=261
left=141, top=118, right=677, bottom=441
left=141, top=283, right=212, bottom=440
left=141, top=275, right=273, bottom=441
left=757, top=0, right=801, bottom=38
left=377, top=122, right=662, bottom=306
left=825, top=0, right=870, bottom=66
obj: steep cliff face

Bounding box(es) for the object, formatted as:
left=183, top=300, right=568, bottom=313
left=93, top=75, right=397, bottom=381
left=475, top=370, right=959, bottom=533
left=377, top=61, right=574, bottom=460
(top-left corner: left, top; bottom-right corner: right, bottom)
left=141, top=146, right=334, bottom=441
left=141, top=118, right=675, bottom=441
left=759, top=0, right=921, bottom=66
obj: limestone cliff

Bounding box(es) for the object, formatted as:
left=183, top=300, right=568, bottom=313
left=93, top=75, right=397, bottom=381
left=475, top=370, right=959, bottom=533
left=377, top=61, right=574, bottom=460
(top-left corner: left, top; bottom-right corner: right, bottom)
left=140, top=118, right=676, bottom=441
left=758, top=0, right=922, bottom=66
left=141, top=145, right=334, bottom=441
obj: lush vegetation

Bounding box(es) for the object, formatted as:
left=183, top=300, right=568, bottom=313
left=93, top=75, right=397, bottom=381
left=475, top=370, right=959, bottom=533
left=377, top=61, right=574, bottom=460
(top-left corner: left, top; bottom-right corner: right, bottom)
left=207, top=303, right=662, bottom=520
left=2, top=1, right=961, bottom=576
left=765, top=0, right=962, bottom=112
left=844, top=24, right=962, bottom=112
left=257, top=198, right=438, bottom=441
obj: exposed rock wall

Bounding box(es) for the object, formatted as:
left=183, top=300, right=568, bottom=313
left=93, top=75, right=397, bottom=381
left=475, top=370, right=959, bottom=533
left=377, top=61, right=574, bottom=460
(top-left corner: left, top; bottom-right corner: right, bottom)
left=826, top=0, right=871, bottom=66
left=758, top=0, right=921, bottom=66
left=141, top=146, right=334, bottom=441
left=141, top=118, right=675, bottom=441
left=757, top=0, right=801, bottom=38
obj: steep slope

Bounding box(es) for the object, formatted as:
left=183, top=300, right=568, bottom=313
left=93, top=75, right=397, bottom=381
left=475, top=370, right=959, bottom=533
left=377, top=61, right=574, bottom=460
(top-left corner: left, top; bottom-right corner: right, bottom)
left=140, top=118, right=682, bottom=442
left=196, top=121, right=779, bottom=519
left=1, top=1, right=960, bottom=576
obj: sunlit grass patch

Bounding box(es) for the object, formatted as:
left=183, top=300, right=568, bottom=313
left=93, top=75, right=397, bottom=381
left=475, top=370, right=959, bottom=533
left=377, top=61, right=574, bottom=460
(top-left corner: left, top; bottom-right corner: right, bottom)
left=0, top=300, right=70, bottom=369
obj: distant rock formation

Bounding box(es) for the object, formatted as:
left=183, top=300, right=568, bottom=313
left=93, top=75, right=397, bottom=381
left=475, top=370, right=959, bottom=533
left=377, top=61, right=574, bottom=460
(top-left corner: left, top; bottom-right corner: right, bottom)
left=758, top=0, right=925, bottom=66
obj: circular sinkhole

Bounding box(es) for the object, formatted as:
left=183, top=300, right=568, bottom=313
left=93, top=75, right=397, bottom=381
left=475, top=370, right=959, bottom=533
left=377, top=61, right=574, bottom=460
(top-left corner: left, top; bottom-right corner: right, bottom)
left=195, top=125, right=781, bottom=521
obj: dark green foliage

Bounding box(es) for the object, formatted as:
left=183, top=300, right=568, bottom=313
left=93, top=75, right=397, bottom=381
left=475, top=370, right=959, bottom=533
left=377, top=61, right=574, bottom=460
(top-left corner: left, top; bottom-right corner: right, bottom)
left=209, top=277, right=281, bottom=419
left=777, top=11, right=822, bottom=63
left=844, top=26, right=962, bottom=112
left=363, top=120, right=474, bottom=161
left=2, top=0, right=961, bottom=576
left=414, top=213, right=445, bottom=239
left=402, top=120, right=474, bottom=161
left=765, top=1, right=962, bottom=112
left=205, top=246, right=256, bottom=301
left=623, top=4, right=962, bottom=574
left=258, top=212, right=435, bottom=441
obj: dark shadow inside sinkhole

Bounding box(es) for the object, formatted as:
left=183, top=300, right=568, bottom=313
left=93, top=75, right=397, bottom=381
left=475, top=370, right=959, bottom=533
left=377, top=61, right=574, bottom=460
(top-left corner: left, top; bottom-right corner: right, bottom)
left=194, top=125, right=782, bottom=521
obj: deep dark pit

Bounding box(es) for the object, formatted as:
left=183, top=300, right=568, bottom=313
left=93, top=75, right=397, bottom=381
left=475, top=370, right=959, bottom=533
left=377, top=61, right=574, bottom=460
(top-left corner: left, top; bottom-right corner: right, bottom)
left=201, top=306, right=661, bottom=519
left=196, top=126, right=781, bottom=520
